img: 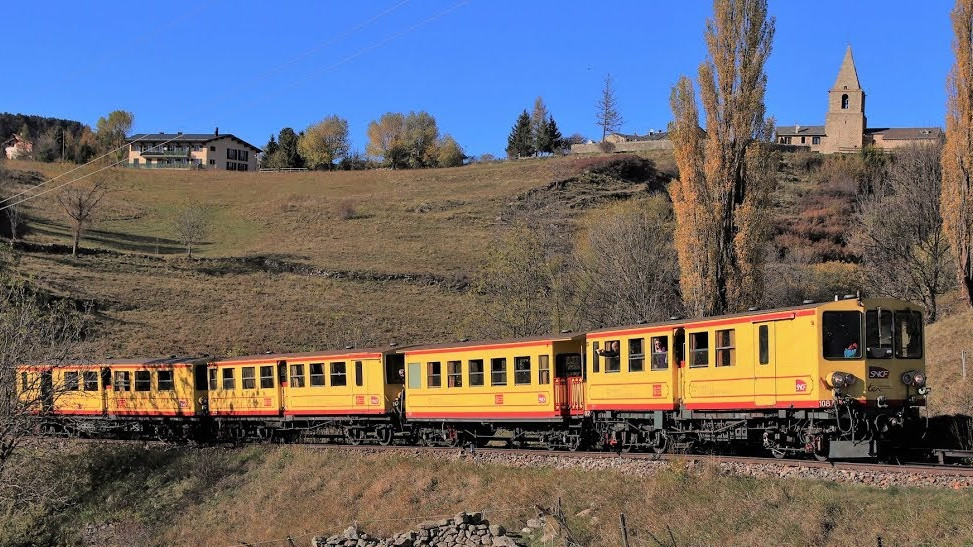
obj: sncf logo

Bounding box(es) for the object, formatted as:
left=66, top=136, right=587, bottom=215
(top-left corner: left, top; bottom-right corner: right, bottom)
left=868, top=366, right=890, bottom=379
left=795, top=379, right=808, bottom=392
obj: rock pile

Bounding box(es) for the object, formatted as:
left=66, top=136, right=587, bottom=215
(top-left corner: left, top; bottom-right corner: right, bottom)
left=312, top=512, right=530, bottom=547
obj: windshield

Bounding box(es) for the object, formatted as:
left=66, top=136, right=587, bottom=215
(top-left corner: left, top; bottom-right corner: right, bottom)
left=823, top=311, right=862, bottom=359
left=865, top=310, right=894, bottom=359
left=894, top=311, right=923, bottom=359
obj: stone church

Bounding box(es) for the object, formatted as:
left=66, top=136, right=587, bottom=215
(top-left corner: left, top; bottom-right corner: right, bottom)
left=776, top=46, right=942, bottom=153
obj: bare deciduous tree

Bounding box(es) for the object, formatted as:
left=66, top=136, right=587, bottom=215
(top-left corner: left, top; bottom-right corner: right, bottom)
left=595, top=73, right=624, bottom=142
left=571, top=198, right=682, bottom=328
left=0, top=282, right=85, bottom=477
left=56, top=181, right=107, bottom=256
left=860, top=142, right=954, bottom=321
left=171, top=203, right=210, bottom=257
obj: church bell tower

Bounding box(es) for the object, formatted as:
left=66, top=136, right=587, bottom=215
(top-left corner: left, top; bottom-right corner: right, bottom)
left=824, top=46, right=866, bottom=152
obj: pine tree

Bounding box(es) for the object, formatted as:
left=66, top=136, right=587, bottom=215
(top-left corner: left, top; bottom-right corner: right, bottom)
left=942, top=0, right=973, bottom=308
left=669, top=0, right=776, bottom=316
left=595, top=74, right=624, bottom=141
left=545, top=115, right=563, bottom=155
left=506, top=110, right=535, bottom=159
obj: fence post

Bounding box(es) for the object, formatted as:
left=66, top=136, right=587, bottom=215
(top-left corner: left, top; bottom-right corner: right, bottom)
left=619, top=513, right=630, bottom=547
left=962, top=350, right=967, bottom=380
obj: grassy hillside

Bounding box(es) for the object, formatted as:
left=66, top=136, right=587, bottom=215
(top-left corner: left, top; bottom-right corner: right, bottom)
left=3, top=444, right=973, bottom=546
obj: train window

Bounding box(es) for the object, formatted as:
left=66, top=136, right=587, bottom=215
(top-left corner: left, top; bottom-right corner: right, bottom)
left=64, top=371, right=79, bottom=391
left=447, top=361, right=462, bottom=387
left=407, top=362, right=421, bottom=389
left=426, top=362, right=442, bottom=388
left=385, top=355, right=405, bottom=384
left=310, top=363, right=325, bottom=386
left=242, top=367, right=256, bottom=390
left=538, top=355, right=550, bottom=384
left=894, top=311, right=923, bottom=359
left=355, top=361, right=364, bottom=387
left=469, top=359, right=484, bottom=386
left=260, top=366, right=274, bottom=389
left=331, top=362, right=347, bottom=387
left=158, top=370, right=174, bottom=391
left=83, top=371, right=99, bottom=391
left=865, top=310, right=893, bottom=359
left=823, top=311, right=862, bottom=360
left=514, top=356, right=531, bottom=385
left=135, top=371, right=152, bottom=391
left=603, top=340, right=621, bottom=373
left=592, top=341, right=600, bottom=373
left=650, top=337, right=668, bottom=370
left=690, top=332, right=709, bottom=368
left=629, top=339, right=645, bottom=372
left=491, top=358, right=508, bottom=386
left=209, top=369, right=217, bottom=390
left=290, top=364, right=305, bottom=387
left=758, top=326, right=769, bottom=365
left=222, top=368, right=235, bottom=390
left=715, top=329, right=735, bottom=367
left=114, top=371, right=131, bottom=391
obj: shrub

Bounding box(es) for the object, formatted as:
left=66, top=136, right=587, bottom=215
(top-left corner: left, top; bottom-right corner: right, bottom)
left=335, top=199, right=357, bottom=220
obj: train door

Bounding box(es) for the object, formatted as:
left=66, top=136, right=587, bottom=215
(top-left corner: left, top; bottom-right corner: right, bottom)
left=276, top=360, right=287, bottom=414
left=100, top=367, right=111, bottom=416
left=673, top=328, right=686, bottom=405
left=753, top=322, right=777, bottom=406
left=554, top=352, right=584, bottom=416
left=39, top=370, right=53, bottom=413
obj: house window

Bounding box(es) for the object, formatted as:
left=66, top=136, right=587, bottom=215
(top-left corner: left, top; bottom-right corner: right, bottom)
left=209, top=159, right=216, bottom=165
left=210, top=146, right=216, bottom=152
left=514, top=356, right=531, bottom=385
left=239, top=150, right=249, bottom=161
left=209, top=369, right=217, bottom=390
left=628, top=338, right=645, bottom=372
left=800, top=136, right=806, bottom=144
left=690, top=332, right=709, bottom=368
left=83, top=370, right=99, bottom=391
left=603, top=340, right=621, bottom=373
left=309, top=363, right=325, bottom=386
left=426, top=361, right=441, bottom=388
left=222, top=368, right=235, bottom=390
left=355, top=361, right=363, bottom=387
left=260, top=365, right=274, bottom=388
left=114, top=371, right=131, bottom=391
left=469, top=359, right=484, bottom=386
left=782, top=136, right=791, bottom=144
left=538, top=355, right=550, bottom=385
left=290, top=364, right=305, bottom=387
left=841, top=94, right=849, bottom=109
left=193, top=144, right=201, bottom=151
left=447, top=361, right=462, bottom=387
left=64, top=371, right=79, bottom=391
left=239, top=162, right=249, bottom=172
left=158, top=369, right=174, bottom=391
left=227, top=162, right=236, bottom=171
left=242, top=367, right=256, bottom=389
left=812, top=136, right=821, bottom=145
left=330, top=362, right=347, bottom=386
left=227, top=149, right=237, bottom=160
left=491, top=358, right=507, bottom=386
left=650, top=336, right=669, bottom=370
left=715, top=329, right=736, bottom=367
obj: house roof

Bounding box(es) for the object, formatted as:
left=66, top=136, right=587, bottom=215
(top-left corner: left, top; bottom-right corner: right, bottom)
left=610, top=132, right=669, bottom=142
left=126, top=132, right=262, bottom=152
left=775, top=125, right=826, bottom=137
left=865, top=127, right=943, bottom=140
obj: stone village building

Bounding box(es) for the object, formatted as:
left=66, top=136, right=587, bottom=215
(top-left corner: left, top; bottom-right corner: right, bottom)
left=125, top=128, right=260, bottom=171
left=775, top=46, right=942, bottom=153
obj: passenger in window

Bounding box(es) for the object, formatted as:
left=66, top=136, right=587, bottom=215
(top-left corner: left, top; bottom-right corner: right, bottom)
left=652, top=338, right=668, bottom=368
left=596, top=341, right=620, bottom=358
left=844, top=341, right=859, bottom=358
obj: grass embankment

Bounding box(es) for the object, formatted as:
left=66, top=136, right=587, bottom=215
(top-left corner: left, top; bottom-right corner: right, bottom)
left=2, top=444, right=972, bottom=546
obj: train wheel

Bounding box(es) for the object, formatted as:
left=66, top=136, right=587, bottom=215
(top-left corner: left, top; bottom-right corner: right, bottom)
left=346, top=428, right=362, bottom=445
left=377, top=427, right=394, bottom=446
left=651, top=431, right=668, bottom=454
left=812, top=437, right=829, bottom=462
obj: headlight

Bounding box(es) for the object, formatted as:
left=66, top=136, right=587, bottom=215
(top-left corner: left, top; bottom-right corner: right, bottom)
left=901, top=371, right=915, bottom=387
left=912, top=372, right=926, bottom=388
left=831, top=371, right=857, bottom=389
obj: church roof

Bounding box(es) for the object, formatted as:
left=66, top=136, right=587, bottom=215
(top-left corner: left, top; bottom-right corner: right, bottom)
left=775, top=125, right=826, bottom=137
left=832, top=45, right=862, bottom=91
left=865, top=127, right=943, bottom=140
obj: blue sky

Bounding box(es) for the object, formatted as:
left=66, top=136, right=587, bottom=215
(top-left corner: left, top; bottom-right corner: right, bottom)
left=1, top=1, right=955, bottom=158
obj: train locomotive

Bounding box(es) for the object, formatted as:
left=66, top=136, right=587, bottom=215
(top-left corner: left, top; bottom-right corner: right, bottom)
left=18, top=296, right=928, bottom=460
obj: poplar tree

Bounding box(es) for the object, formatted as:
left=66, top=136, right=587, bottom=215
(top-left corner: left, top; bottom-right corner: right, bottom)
left=942, top=0, right=973, bottom=308
left=668, top=0, right=776, bottom=316
left=506, top=110, right=535, bottom=159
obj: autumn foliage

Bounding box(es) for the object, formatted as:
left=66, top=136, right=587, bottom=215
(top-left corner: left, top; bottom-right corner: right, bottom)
left=669, top=0, right=777, bottom=316
left=942, top=0, right=973, bottom=308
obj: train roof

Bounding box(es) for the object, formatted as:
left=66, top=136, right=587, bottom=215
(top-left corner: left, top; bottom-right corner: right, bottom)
left=399, top=333, right=583, bottom=354
left=586, top=301, right=824, bottom=336
left=212, top=347, right=398, bottom=364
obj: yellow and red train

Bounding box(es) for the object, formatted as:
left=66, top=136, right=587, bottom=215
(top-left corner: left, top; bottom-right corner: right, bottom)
left=18, top=296, right=928, bottom=459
